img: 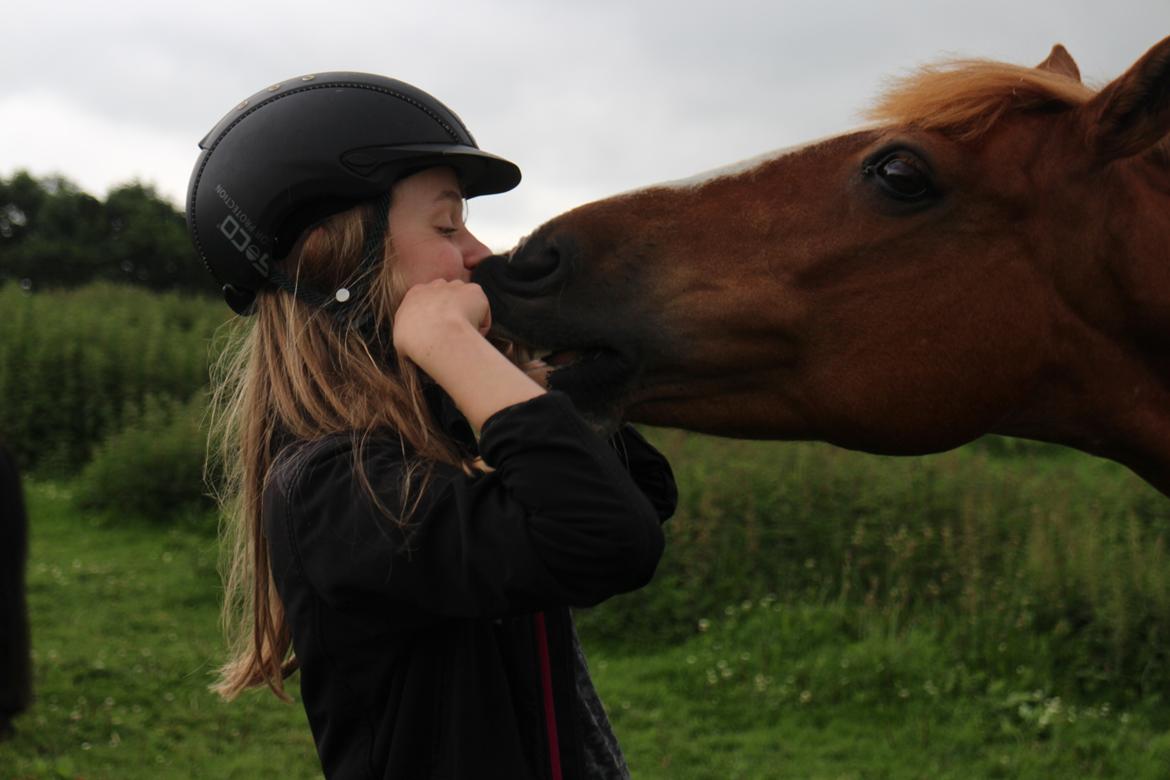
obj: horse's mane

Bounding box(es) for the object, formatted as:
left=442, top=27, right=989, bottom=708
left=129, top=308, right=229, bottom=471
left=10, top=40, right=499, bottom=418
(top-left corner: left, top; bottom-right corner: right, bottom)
left=867, top=60, right=1095, bottom=141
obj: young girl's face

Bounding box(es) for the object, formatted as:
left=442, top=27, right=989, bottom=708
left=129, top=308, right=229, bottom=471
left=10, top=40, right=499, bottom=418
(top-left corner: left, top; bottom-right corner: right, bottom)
left=388, top=166, right=492, bottom=289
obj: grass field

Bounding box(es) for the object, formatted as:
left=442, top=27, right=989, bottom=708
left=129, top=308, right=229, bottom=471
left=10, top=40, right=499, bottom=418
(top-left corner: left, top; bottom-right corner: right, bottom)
left=4, top=458, right=1170, bottom=779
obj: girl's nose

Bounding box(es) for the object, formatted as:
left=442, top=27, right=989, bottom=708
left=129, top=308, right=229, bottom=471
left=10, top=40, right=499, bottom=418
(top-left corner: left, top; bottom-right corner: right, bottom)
left=463, top=232, right=492, bottom=269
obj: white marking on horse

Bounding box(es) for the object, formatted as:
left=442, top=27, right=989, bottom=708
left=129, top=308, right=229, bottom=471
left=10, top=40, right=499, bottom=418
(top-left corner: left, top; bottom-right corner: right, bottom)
left=657, top=134, right=840, bottom=191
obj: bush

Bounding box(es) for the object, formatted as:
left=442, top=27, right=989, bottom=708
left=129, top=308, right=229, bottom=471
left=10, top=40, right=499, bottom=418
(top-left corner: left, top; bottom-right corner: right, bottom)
left=75, top=393, right=213, bottom=522
left=577, top=430, right=1170, bottom=702
left=0, top=282, right=226, bottom=473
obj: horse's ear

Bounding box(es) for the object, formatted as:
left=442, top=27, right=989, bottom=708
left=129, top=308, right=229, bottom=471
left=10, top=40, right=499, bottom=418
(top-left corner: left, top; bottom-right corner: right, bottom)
left=1037, top=44, right=1081, bottom=82
left=1080, top=35, right=1170, bottom=164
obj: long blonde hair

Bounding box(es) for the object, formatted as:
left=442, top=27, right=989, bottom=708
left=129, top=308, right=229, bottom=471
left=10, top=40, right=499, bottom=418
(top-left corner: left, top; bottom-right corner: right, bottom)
left=207, top=197, right=473, bottom=701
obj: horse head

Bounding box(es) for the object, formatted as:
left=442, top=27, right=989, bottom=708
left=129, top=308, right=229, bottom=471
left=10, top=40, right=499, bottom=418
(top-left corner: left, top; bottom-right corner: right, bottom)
left=475, top=37, right=1170, bottom=494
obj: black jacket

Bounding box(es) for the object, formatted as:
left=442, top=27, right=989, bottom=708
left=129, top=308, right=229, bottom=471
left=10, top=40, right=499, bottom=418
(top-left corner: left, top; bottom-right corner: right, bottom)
left=265, top=391, right=677, bottom=779
left=0, top=438, right=31, bottom=731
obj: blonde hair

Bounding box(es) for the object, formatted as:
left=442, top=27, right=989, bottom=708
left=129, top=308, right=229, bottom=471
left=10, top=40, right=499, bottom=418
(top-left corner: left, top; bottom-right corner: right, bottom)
left=207, top=198, right=473, bottom=701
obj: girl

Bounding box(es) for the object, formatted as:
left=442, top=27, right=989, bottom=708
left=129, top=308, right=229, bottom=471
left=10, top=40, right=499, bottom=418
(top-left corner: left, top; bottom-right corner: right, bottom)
left=188, top=73, right=676, bottom=779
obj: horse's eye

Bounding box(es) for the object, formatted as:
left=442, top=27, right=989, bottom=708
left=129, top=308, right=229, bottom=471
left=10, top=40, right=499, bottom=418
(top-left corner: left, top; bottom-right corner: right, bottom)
left=863, top=151, right=935, bottom=201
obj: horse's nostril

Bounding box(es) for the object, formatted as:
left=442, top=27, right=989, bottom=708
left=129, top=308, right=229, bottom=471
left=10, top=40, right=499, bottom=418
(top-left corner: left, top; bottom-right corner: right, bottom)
left=509, top=243, right=561, bottom=283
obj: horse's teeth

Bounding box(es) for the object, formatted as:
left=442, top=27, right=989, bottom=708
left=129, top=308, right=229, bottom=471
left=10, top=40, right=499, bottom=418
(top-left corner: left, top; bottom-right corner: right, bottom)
left=496, top=340, right=554, bottom=366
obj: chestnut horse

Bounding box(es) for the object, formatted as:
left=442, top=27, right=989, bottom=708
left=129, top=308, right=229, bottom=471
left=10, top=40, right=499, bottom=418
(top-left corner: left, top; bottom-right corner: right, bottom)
left=475, top=37, right=1170, bottom=496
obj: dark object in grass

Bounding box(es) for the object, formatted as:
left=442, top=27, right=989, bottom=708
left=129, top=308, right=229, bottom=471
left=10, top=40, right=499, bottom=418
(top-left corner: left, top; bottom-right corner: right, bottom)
left=0, top=436, right=30, bottom=740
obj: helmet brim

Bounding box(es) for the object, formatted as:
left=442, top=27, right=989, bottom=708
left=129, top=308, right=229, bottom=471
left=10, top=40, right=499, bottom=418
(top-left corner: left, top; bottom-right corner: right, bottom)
left=340, top=143, right=521, bottom=198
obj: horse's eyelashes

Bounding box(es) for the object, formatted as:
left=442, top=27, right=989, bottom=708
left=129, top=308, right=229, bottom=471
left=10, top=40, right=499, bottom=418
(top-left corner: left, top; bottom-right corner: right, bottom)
left=864, top=150, right=937, bottom=203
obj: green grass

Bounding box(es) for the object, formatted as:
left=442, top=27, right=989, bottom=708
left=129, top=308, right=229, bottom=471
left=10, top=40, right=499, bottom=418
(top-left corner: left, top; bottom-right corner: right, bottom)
left=591, top=601, right=1170, bottom=779
left=4, top=472, right=1170, bottom=779
left=2, top=482, right=317, bottom=779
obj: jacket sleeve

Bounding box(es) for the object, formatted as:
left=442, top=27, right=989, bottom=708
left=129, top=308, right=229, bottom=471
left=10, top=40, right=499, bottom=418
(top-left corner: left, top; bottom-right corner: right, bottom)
left=608, top=425, right=678, bottom=523
left=267, top=392, right=666, bottom=628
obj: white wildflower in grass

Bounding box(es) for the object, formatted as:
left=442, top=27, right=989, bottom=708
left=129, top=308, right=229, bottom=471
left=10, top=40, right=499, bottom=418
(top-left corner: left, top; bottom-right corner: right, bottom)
left=1039, top=697, right=1063, bottom=728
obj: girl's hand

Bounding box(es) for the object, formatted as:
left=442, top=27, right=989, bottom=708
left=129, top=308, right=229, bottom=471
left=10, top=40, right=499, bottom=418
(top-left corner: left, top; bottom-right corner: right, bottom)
left=392, top=279, right=492, bottom=363
left=391, top=279, right=545, bottom=430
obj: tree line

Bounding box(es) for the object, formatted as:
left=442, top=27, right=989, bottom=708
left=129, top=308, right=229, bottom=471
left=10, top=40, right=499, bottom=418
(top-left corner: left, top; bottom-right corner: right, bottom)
left=0, top=171, right=213, bottom=295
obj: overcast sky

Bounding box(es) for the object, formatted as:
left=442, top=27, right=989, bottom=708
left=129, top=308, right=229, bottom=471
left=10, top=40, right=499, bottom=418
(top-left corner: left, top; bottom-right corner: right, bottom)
left=2, top=1, right=1166, bottom=250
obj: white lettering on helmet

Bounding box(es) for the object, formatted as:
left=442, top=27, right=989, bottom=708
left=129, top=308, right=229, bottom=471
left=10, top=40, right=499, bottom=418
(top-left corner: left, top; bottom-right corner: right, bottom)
left=218, top=215, right=270, bottom=277
left=213, top=183, right=268, bottom=242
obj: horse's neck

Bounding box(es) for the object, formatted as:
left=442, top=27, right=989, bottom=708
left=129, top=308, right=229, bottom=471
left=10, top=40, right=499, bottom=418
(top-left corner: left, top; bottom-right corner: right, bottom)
left=1009, top=358, right=1170, bottom=495
left=1060, top=207, right=1170, bottom=493
left=1108, top=163, right=1170, bottom=343
left=1011, top=184, right=1170, bottom=494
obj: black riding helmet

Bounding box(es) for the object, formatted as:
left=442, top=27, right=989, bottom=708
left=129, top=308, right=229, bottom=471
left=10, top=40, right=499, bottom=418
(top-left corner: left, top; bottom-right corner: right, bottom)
left=187, top=72, right=521, bottom=315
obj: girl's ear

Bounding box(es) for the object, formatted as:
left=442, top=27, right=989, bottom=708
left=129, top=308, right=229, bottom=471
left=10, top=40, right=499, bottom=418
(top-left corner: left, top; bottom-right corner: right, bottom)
left=1036, top=44, right=1081, bottom=83
left=1079, top=35, right=1170, bottom=164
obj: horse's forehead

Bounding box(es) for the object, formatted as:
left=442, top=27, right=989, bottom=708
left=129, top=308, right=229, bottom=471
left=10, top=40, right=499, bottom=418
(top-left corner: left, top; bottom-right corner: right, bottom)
left=655, top=132, right=854, bottom=192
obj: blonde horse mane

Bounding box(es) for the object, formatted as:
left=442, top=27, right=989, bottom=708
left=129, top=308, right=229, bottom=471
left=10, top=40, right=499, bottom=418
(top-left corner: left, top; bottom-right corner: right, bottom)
left=867, top=59, right=1095, bottom=140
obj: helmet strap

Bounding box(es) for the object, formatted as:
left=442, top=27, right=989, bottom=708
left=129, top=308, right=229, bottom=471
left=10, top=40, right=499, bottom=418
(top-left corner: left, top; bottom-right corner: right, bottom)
left=266, top=192, right=392, bottom=344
